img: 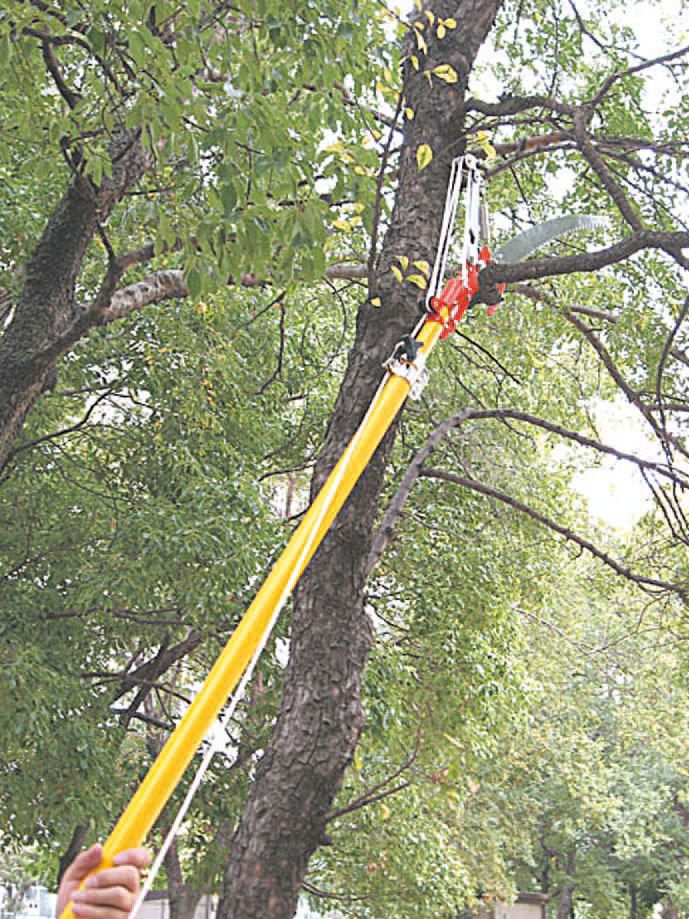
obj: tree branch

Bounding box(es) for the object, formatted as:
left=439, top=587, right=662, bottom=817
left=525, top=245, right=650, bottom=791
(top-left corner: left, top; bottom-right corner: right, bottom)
left=573, top=106, right=643, bottom=232
left=369, top=407, right=689, bottom=598
left=420, top=467, right=687, bottom=601
left=485, top=230, right=689, bottom=286
left=325, top=722, right=422, bottom=823
left=41, top=39, right=82, bottom=109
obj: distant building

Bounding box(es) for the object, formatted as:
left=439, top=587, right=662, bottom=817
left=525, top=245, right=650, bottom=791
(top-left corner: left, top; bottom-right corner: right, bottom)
left=138, top=891, right=214, bottom=919
left=0, top=885, right=57, bottom=919
left=478, top=892, right=549, bottom=919
left=138, top=891, right=339, bottom=919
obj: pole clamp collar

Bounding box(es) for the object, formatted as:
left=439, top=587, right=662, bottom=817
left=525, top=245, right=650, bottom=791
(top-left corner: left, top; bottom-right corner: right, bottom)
left=384, top=335, right=429, bottom=400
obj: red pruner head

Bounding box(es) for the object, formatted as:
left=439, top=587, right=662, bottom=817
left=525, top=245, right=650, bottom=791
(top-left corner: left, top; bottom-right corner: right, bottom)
left=478, top=245, right=505, bottom=317
left=430, top=273, right=472, bottom=339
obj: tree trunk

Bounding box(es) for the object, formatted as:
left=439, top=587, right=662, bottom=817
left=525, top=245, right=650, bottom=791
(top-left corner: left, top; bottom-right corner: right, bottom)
left=556, top=852, right=575, bottom=919
left=57, top=823, right=89, bottom=887
left=165, top=840, right=202, bottom=919
left=216, top=3, right=504, bottom=917
left=0, top=129, right=150, bottom=473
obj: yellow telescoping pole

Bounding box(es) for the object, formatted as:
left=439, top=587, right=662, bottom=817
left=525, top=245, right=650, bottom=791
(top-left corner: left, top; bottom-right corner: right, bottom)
left=61, top=314, right=445, bottom=919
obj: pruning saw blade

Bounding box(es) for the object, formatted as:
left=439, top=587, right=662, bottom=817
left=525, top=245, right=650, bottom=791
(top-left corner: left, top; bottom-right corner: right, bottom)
left=492, top=214, right=609, bottom=265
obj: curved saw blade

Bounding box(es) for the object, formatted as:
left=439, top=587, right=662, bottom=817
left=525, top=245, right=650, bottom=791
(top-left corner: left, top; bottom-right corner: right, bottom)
left=492, top=214, right=609, bottom=265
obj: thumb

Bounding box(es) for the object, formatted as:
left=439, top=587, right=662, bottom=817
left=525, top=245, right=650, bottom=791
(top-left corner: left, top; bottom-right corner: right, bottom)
left=63, top=845, right=104, bottom=884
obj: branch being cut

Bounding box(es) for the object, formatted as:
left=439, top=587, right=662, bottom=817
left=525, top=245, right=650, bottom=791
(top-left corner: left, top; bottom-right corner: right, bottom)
left=484, top=230, right=689, bottom=288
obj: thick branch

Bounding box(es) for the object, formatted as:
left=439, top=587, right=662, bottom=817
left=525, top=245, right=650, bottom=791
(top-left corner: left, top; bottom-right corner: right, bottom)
left=484, top=230, right=689, bottom=287
left=109, top=631, right=202, bottom=705
left=573, top=107, right=644, bottom=231
left=465, top=94, right=573, bottom=118
left=0, top=128, right=152, bottom=471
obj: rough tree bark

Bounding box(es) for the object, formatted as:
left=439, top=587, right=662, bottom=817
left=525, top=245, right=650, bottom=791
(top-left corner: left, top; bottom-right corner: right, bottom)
left=555, top=851, right=576, bottom=919
left=0, top=128, right=150, bottom=472
left=216, top=3, right=505, bottom=917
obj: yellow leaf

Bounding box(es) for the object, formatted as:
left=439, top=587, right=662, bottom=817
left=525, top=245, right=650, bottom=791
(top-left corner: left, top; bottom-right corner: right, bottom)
left=370, top=296, right=382, bottom=307
left=413, top=27, right=427, bottom=52
left=476, top=129, right=497, bottom=159
left=395, top=254, right=409, bottom=271
left=416, top=143, right=433, bottom=171
left=410, top=54, right=419, bottom=70
left=414, top=0, right=422, bottom=9
left=433, top=63, right=458, bottom=83
left=353, top=750, right=363, bottom=771
left=413, top=259, right=430, bottom=276
left=390, top=264, right=404, bottom=283
left=437, top=23, right=446, bottom=38
left=353, top=201, right=365, bottom=213
left=425, top=10, right=435, bottom=24
left=443, top=17, right=457, bottom=28
left=380, top=803, right=391, bottom=821
left=405, top=106, right=415, bottom=120
left=384, top=67, right=392, bottom=83
left=332, top=219, right=349, bottom=231
left=407, top=274, right=427, bottom=289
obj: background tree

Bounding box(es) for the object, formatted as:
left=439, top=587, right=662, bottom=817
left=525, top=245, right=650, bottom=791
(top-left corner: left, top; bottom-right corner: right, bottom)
left=2, top=1, right=689, bottom=919
left=0, top=845, right=41, bottom=917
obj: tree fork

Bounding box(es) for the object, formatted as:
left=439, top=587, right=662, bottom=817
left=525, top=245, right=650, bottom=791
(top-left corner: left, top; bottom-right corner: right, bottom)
left=0, top=128, right=150, bottom=473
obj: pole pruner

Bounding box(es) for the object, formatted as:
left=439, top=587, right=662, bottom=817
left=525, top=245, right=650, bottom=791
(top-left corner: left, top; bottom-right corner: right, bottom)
left=424, top=154, right=608, bottom=340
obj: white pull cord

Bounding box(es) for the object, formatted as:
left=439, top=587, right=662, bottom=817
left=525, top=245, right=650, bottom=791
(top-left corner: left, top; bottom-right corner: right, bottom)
left=127, top=370, right=392, bottom=919
left=426, top=155, right=464, bottom=308
left=426, top=154, right=483, bottom=309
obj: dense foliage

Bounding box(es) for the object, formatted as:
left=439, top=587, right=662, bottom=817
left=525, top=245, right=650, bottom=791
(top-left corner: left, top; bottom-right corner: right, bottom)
left=1, top=1, right=689, bottom=917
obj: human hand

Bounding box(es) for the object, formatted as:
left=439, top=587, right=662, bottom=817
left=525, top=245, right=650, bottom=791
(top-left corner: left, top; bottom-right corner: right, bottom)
left=57, top=844, right=152, bottom=919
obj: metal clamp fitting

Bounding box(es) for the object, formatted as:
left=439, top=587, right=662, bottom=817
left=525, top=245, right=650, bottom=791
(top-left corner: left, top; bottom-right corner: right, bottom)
left=384, top=337, right=429, bottom=400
